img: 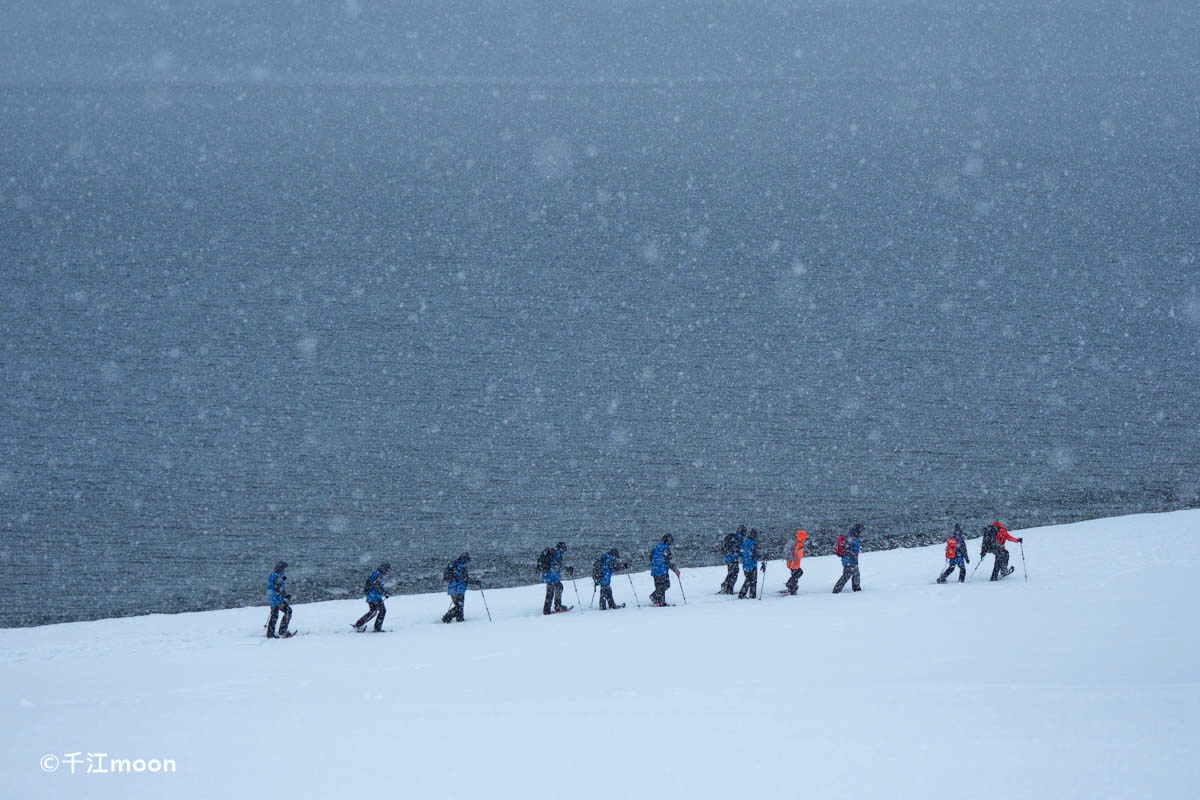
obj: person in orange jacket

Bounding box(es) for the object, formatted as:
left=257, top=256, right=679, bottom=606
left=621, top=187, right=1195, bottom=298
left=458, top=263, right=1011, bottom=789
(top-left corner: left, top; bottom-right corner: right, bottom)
left=783, top=530, right=807, bottom=595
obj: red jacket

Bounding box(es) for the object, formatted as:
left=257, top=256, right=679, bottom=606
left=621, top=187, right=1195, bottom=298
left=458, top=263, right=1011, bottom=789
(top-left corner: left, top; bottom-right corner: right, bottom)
left=993, top=522, right=1021, bottom=549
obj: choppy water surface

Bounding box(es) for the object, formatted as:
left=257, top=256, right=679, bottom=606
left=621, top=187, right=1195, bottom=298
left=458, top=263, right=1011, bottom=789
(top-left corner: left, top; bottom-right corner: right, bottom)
left=2, top=4, right=1198, bottom=626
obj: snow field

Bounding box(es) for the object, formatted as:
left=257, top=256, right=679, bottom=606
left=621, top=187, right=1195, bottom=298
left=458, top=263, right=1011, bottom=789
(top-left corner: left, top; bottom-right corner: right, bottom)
left=2, top=510, right=1198, bottom=799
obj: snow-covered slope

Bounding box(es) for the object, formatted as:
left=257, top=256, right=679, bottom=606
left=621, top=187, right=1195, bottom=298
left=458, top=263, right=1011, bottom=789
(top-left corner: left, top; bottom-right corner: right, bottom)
left=4, top=511, right=1198, bottom=799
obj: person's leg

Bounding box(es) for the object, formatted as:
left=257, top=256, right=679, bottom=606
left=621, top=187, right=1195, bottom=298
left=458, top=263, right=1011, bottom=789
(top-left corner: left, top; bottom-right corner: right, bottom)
left=957, top=563, right=966, bottom=582
left=746, top=569, right=758, bottom=598
left=278, top=602, right=292, bottom=634
left=553, top=581, right=566, bottom=610
left=373, top=601, right=386, bottom=631
left=267, top=606, right=279, bottom=637
left=543, top=583, right=554, bottom=614
left=454, top=594, right=465, bottom=621
left=722, top=563, right=738, bottom=593
left=851, top=565, right=861, bottom=591
left=833, top=565, right=851, bottom=593
left=937, top=565, right=954, bottom=583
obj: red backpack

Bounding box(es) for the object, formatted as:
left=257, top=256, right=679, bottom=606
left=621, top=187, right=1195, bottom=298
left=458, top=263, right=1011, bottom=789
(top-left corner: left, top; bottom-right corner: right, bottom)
left=833, top=534, right=846, bottom=557
left=945, top=537, right=957, bottom=560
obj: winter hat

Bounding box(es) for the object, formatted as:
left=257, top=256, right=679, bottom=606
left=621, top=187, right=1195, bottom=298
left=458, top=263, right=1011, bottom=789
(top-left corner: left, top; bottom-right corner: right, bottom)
left=460, top=552, right=471, bottom=563
left=608, top=548, right=619, bottom=557
left=662, top=534, right=674, bottom=545
left=555, top=541, right=567, bottom=551
left=274, top=561, right=288, bottom=573
left=850, top=524, right=863, bottom=536
left=379, top=562, right=391, bottom=573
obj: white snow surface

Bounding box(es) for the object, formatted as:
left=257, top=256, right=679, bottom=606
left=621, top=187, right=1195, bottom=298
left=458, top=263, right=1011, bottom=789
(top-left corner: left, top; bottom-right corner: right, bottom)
left=3, top=510, right=1198, bottom=799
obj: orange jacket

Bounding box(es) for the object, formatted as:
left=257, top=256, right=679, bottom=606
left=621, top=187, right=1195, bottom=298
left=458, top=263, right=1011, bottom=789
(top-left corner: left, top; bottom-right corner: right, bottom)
left=787, top=530, right=807, bottom=570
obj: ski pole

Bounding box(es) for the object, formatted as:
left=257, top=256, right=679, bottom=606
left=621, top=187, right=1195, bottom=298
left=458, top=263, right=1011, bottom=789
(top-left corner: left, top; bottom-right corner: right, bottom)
left=1020, top=540, right=1028, bottom=580
left=590, top=585, right=597, bottom=608
left=971, top=556, right=984, bottom=577
left=676, top=571, right=687, bottom=605
left=626, top=573, right=641, bottom=608
left=759, top=560, right=767, bottom=600
left=478, top=584, right=492, bottom=622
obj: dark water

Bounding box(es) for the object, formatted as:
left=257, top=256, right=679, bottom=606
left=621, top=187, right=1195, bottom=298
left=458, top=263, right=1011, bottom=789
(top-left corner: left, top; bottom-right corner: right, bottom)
left=2, top=5, right=1199, bottom=627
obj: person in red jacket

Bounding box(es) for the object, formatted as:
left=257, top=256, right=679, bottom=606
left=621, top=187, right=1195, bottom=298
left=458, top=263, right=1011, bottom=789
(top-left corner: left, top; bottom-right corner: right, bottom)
left=982, top=521, right=1023, bottom=581
left=784, top=530, right=807, bottom=595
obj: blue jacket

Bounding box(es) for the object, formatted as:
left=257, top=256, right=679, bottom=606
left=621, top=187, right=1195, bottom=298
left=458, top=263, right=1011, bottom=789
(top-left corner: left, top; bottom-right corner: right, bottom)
left=598, top=553, right=620, bottom=586
left=741, top=537, right=759, bottom=571
left=841, top=534, right=861, bottom=567
left=542, top=549, right=565, bottom=584
left=447, top=559, right=470, bottom=596
left=365, top=569, right=386, bottom=604
left=722, top=532, right=743, bottom=564
left=650, top=542, right=676, bottom=577
left=267, top=571, right=287, bottom=607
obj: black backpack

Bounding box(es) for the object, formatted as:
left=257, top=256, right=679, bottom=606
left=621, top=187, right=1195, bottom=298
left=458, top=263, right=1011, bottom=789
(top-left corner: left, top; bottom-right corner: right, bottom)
left=536, top=548, right=554, bottom=573
left=592, top=557, right=606, bottom=584
left=721, top=532, right=739, bottom=556
left=443, top=561, right=456, bottom=582
left=363, top=574, right=374, bottom=594
left=981, top=525, right=998, bottom=557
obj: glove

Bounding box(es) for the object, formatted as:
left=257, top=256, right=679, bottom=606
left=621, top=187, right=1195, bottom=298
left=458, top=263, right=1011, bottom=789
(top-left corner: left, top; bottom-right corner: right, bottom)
left=965, top=556, right=970, bottom=564
left=567, top=566, right=575, bottom=577
left=673, top=568, right=680, bottom=577
left=284, top=594, right=292, bottom=601
left=1018, top=538, right=1024, bottom=543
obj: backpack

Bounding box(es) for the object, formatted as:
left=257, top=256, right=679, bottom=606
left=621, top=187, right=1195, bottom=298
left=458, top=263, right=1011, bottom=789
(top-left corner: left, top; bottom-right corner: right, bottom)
left=536, top=548, right=554, bottom=573
left=721, top=532, right=739, bottom=555
left=364, top=574, right=375, bottom=594
left=443, top=562, right=456, bottom=582
left=945, top=537, right=957, bottom=560
left=981, top=524, right=998, bottom=557
left=592, top=557, right=605, bottom=584
left=833, top=534, right=846, bottom=557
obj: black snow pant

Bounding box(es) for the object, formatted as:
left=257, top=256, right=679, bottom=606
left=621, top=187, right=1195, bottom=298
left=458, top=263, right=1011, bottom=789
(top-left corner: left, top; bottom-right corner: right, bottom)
left=266, top=601, right=292, bottom=637
left=833, top=563, right=861, bottom=593
left=938, top=562, right=967, bottom=583
left=599, top=585, right=623, bottom=610
left=442, top=593, right=466, bottom=623
left=720, top=562, right=739, bottom=594
left=738, top=568, right=758, bottom=599
left=355, top=600, right=386, bottom=631
left=543, top=581, right=566, bottom=614
left=785, top=567, right=804, bottom=594
left=650, top=573, right=671, bottom=606
left=990, top=549, right=1012, bottom=581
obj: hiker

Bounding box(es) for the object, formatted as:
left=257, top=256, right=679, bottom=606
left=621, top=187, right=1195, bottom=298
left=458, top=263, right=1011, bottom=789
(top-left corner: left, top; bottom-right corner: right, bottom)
left=937, top=525, right=970, bottom=584
left=442, top=552, right=481, bottom=623
left=593, top=549, right=629, bottom=610
left=738, top=528, right=761, bottom=599
left=353, top=562, right=391, bottom=632
left=649, top=534, right=680, bottom=606
left=832, top=524, right=863, bottom=593
left=982, top=520, right=1022, bottom=581
left=265, top=560, right=293, bottom=638
left=784, top=529, right=807, bottom=594
left=719, top=525, right=745, bottom=594
left=539, top=541, right=574, bottom=615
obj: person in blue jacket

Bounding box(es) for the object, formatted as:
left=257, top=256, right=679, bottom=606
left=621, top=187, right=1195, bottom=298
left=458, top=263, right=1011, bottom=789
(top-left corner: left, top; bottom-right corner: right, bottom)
left=937, top=525, right=970, bottom=584
left=594, top=548, right=629, bottom=610
left=352, top=562, right=391, bottom=632
left=649, top=534, right=680, bottom=607
left=833, top=524, right=863, bottom=593
left=442, top=552, right=482, bottom=623
left=540, top=541, right=574, bottom=615
left=737, top=529, right=761, bottom=599
left=266, top=561, right=293, bottom=638
left=719, top=525, right=746, bottom=594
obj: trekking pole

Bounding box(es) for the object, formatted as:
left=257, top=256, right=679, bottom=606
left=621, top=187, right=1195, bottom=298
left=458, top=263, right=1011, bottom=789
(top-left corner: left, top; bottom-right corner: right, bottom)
left=571, top=576, right=584, bottom=613
left=971, top=556, right=984, bottom=578
left=626, top=573, right=642, bottom=608
left=1020, top=541, right=1028, bottom=580
left=590, top=585, right=597, bottom=608
left=478, top=584, right=493, bottom=622
left=676, top=571, right=687, bottom=605
left=759, top=560, right=767, bottom=600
